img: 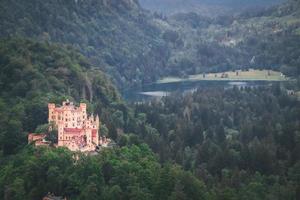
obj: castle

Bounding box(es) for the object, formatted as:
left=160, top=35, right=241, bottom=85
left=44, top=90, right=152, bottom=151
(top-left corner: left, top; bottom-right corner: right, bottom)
left=48, top=100, right=100, bottom=151
left=28, top=100, right=112, bottom=151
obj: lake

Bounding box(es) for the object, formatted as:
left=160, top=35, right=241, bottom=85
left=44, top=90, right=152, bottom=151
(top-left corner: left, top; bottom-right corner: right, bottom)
left=123, top=80, right=278, bottom=102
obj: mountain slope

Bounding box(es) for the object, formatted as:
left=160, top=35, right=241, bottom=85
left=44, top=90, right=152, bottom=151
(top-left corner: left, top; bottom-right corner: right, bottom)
left=134, top=86, right=300, bottom=200
left=1, top=0, right=298, bottom=90
left=0, top=143, right=211, bottom=199
left=0, top=38, right=122, bottom=154
left=152, top=0, right=300, bottom=78
left=139, top=0, right=284, bottom=15
left=0, top=0, right=169, bottom=88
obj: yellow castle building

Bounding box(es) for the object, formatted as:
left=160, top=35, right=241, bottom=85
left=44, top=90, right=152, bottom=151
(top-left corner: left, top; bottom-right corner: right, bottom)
left=48, top=99, right=100, bottom=152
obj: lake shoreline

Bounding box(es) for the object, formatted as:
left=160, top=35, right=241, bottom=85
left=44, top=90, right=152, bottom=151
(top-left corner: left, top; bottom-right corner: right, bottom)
left=157, top=69, right=288, bottom=84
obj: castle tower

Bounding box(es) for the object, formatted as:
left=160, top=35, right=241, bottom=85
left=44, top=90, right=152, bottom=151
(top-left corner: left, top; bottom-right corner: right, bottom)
left=96, top=115, right=100, bottom=127
left=48, top=100, right=101, bottom=152
left=48, top=103, right=56, bottom=123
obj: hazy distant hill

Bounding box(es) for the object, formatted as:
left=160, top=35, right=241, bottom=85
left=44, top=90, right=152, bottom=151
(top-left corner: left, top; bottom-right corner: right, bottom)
left=139, top=0, right=285, bottom=15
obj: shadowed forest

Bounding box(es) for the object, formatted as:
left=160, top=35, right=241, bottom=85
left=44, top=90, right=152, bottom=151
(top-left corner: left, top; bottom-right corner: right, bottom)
left=0, top=0, right=299, bottom=199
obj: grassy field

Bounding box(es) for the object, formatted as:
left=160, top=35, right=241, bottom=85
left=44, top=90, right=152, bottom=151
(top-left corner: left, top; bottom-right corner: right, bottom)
left=296, top=91, right=300, bottom=100
left=158, top=69, right=288, bottom=84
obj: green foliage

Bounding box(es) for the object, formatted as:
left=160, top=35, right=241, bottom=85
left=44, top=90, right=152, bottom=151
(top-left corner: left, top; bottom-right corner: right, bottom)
left=35, top=124, right=49, bottom=134
left=0, top=0, right=299, bottom=89
left=100, top=124, right=109, bottom=137
left=158, top=1, right=300, bottom=79
left=46, top=129, right=58, bottom=144
left=0, top=38, right=121, bottom=154
left=0, top=1, right=299, bottom=200
left=135, top=87, right=300, bottom=199
left=0, top=0, right=169, bottom=88
left=0, top=145, right=209, bottom=200
left=4, top=178, right=25, bottom=200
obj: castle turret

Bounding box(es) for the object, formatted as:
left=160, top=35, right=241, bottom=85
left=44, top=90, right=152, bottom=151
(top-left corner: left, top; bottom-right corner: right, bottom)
left=91, top=113, right=94, bottom=120
left=96, top=115, right=100, bottom=128
left=48, top=103, right=56, bottom=123
left=80, top=103, right=87, bottom=111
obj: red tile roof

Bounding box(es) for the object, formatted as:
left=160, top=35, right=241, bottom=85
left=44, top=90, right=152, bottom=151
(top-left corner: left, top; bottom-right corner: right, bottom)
left=28, top=133, right=47, bottom=142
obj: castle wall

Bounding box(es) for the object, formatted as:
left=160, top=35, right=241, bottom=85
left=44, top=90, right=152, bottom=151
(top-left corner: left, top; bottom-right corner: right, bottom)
left=48, top=100, right=100, bottom=152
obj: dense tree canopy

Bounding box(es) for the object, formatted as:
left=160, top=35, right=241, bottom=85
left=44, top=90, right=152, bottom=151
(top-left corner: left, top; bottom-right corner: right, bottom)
left=0, top=0, right=299, bottom=88
left=0, top=0, right=299, bottom=199
left=0, top=144, right=211, bottom=200
left=134, top=86, right=300, bottom=199
left=0, top=38, right=124, bottom=154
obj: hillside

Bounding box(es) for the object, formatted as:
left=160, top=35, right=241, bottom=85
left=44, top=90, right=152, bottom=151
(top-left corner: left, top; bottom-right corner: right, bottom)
left=139, top=0, right=284, bottom=15
left=152, top=0, right=300, bottom=80
left=0, top=144, right=212, bottom=199
left=0, top=1, right=300, bottom=199
left=0, top=38, right=216, bottom=200
left=0, top=37, right=176, bottom=157
left=139, top=0, right=232, bottom=17
left=0, top=38, right=299, bottom=199
left=0, top=38, right=122, bottom=154
left=134, top=86, right=300, bottom=199
left=0, top=0, right=299, bottom=90
left=0, top=0, right=169, bottom=88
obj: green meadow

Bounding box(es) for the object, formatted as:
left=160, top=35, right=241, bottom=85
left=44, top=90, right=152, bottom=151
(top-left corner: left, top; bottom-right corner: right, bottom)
left=158, top=69, right=288, bottom=84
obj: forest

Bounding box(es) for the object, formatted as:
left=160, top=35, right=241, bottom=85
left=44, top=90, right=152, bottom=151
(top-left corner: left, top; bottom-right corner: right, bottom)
left=1, top=144, right=212, bottom=200
left=133, top=86, right=300, bottom=199
left=0, top=0, right=299, bottom=88
left=139, top=0, right=284, bottom=16
left=161, top=0, right=300, bottom=80
left=0, top=38, right=299, bottom=199
left=0, top=0, right=299, bottom=199
left=0, top=38, right=123, bottom=154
